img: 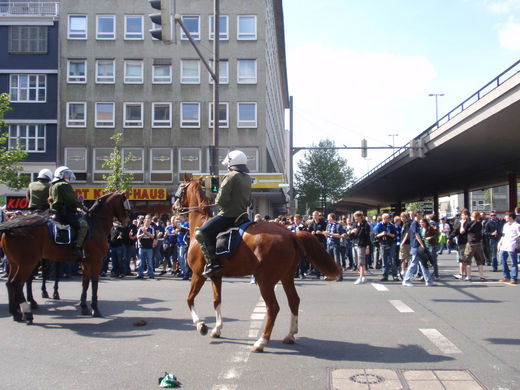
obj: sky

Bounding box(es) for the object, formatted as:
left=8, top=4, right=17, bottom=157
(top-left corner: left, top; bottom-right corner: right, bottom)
left=283, top=0, right=520, bottom=179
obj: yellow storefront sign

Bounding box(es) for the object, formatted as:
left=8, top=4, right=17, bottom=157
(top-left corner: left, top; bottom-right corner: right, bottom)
left=74, top=188, right=167, bottom=201
left=193, top=173, right=284, bottom=189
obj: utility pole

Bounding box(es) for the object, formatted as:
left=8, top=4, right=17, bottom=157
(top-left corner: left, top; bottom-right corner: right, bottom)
left=210, top=0, right=220, bottom=178
left=289, top=96, right=294, bottom=213
left=387, top=133, right=398, bottom=152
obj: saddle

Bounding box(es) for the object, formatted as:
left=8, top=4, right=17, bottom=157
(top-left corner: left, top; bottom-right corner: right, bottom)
left=47, top=211, right=91, bottom=246
left=215, top=213, right=253, bottom=256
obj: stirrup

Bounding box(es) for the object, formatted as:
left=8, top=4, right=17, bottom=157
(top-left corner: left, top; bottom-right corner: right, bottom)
left=202, top=263, right=223, bottom=278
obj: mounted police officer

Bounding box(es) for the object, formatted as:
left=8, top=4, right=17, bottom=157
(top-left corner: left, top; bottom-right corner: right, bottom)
left=195, top=150, right=251, bottom=278
left=26, top=169, right=53, bottom=211
left=49, top=166, right=88, bottom=258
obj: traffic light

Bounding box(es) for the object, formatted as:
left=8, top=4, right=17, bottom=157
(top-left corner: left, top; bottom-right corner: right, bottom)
left=211, top=176, right=219, bottom=194
left=361, top=139, right=367, bottom=158
left=149, top=0, right=172, bottom=43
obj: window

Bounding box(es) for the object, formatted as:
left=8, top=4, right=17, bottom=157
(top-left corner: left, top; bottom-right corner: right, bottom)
left=181, top=16, right=200, bottom=40
left=150, top=149, right=173, bottom=182
left=68, top=15, right=87, bottom=39
left=125, top=15, right=144, bottom=40
left=8, top=125, right=45, bottom=152
left=67, top=60, right=87, bottom=83
left=96, top=15, right=115, bottom=40
left=93, top=148, right=112, bottom=181
left=240, top=147, right=258, bottom=172
left=181, top=60, right=200, bottom=84
left=124, top=60, right=143, bottom=83
left=152, top=103, right=172, bottom=128
left=179, top=148, right=201, bottom=173
left=10, top=74, right=46, bottom=102
left=8, top=26, right=48, bottom=53
left=123, top=148, right=144, bottom=182
left=65, top=148, right=87, bottom=181
left=96, top=59, right=115, bottom=83
left=66, top=102, right=87, bottom=127
left=237, top=59, right=257, bottom=84
left=152, top=61, right=172, bottom=84
left=237, top=15, right=256, bottom=40
left=209, top=15, right=229, bottom=40
left=180, top=102, right=200, bottom=128
left=95, top=102, right=115, bottom=128
left=124, top=103, right=143, bottom=128
left=209, top=103, right=229, bottom=128
left=237, top=103, right=257, bottom=128
left=209, top=60, right=229, bottom=84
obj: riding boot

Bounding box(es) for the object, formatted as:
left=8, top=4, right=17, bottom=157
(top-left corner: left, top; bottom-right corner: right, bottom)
left=73, top=218, right=88, bottom=259
left=194, top=228, right=222, bottom=278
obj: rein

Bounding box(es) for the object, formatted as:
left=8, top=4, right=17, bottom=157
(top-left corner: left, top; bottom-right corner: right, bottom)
left=177, top=203, right=216, bottom=215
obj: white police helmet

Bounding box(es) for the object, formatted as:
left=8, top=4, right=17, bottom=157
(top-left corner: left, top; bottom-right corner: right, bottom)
left=221, top=150, right=249, bottom=173
left=37, top=168, right=53, bottom=181
left=54, top=166, right=76, bottom=182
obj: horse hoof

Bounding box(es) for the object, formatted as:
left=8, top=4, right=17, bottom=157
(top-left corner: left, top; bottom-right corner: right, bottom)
left=197, top=322, right=208, bottom=336
left=80, top=305, right=90, bottom=315
left=53, top=292, right=60, bottom=300
left=283, top=336, right=295, bottom=344
left=251, top=345, right=264, bottom=353
left=13, top=313, right=23, bottom=322
left=210, top=329, right=221, bottom=338
left=42, top=291, right=49, bottom=299
left=92, top=309, right=102, bottom=318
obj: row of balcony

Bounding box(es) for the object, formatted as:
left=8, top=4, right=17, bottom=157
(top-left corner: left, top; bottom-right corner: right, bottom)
left=0, top=2, right=59, bottom=17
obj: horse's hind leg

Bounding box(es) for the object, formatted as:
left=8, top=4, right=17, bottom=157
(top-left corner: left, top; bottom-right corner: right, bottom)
left=281, top=276, right=300, bottom=344
left=52, top=262, right=60, bottom=300
left=25, top=273, right=39, bottom=310
left=91, top=278, right=102, bottom=317
left=210, top=276, right=223, bottom=338
left=6, top=279, right=22, bottom=321
left=79, top=277, right=90, bottom=315
left=187, top=273, right=208, bottom=336
left=253, top=280, right=279, bottom=352
left=41, top=259, right=49, bottom=298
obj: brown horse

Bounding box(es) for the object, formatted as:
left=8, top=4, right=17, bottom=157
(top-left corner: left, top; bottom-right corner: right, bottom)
left=174, top=177, right=341, bottom=352
left=0, top=192, right=131, bottom=324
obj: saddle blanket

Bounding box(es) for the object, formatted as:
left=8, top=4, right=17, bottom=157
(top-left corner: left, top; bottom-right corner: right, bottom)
left=48, top=220, right=72, bottom=245
left=215, top=222, right=253, bottom=256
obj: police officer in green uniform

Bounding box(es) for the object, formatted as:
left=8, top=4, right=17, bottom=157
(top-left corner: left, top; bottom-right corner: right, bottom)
left=195, top=150, right=252, bottom=278
left=27, top=169, right=53, bottom=211
left=50, top=166, right=88, bottom=258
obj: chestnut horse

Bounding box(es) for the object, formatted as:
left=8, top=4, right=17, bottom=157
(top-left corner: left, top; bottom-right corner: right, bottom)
left=174, top=178, right=341, bottom=352
left=0, top=192, right=131, bottom=324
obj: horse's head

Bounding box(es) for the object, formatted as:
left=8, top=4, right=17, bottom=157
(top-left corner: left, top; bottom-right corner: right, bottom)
left=172, top=176, right=208, bottom=215
left=90, top=192, right=131, bottom=224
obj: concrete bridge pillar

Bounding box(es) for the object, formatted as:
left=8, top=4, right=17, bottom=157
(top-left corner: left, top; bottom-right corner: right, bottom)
left=463, top=188, right=470, bottom=210
left=509, top=173, right=518, bottom=211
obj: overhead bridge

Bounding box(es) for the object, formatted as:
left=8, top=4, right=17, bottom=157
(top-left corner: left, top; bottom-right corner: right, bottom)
left=336, top=59, right=520, bottom=213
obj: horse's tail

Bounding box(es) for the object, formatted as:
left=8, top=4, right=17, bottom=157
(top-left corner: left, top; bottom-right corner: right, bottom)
left=293, top=231, right=342, bottom=280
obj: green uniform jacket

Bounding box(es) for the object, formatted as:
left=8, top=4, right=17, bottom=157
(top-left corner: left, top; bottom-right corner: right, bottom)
left=26, top=180, right=50, bottom=210
left=50, top=180, right=82, bottom=211
left=216, top=170, right=251, bottom=218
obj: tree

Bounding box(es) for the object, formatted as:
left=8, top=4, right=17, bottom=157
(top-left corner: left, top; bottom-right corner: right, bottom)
left=294, top=139, right=354, bottom=213
left=0, top=93, right=28, bottom=190
left=102, top=133, right=134, bottom=192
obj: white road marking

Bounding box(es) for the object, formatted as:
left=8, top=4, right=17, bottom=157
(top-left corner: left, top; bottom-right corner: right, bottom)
left=371, top=283, right=389, bottom=291
left=390, top=299, right=414, bottom=313
left=420, top=328, right=462, bottom=354
left=250, top=313, right=265, bottom=320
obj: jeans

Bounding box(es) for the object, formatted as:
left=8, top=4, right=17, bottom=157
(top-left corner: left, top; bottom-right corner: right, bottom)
left=403, top=247, right=432, bottom=283
left=500, top=250, right=518, bottom=281
left=489, top=239, right=498, bottom=270
left=382, top=245, right=397, bottom=278
left=111, top=246, right=125, bottom=276
left=428, top=245, right=439, bottom=278
left=177, top=245, right=189, bottom=276
left=138, top=248, right=155, bottom=277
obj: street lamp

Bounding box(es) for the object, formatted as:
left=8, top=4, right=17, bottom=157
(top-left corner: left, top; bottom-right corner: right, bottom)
left=428, top=93, right=444, bottom=124
left=387, top=133, right=398, bottom=152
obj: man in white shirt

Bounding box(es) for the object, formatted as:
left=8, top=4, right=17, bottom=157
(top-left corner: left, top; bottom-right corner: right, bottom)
left=497, top=211, right=520, bottom=284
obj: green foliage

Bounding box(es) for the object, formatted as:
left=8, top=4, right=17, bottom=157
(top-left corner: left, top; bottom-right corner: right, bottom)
left=0, top=93, right=28, bottom=190
left=294, top=139, right=354, bottom=213
left=102, top=133, right=134, bottom=192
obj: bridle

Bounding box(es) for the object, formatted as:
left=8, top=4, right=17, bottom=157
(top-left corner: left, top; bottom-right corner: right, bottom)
left=173, top=181, right=215, bottom=215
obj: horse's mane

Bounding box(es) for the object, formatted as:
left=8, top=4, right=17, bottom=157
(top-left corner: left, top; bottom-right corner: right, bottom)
left=89, top=193, right=113, bottom=214
left=0, top=212, right=49, bottom=232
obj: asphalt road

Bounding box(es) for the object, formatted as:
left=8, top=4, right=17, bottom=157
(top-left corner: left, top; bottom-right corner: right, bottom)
left=0, top=253, right=519, bottom=390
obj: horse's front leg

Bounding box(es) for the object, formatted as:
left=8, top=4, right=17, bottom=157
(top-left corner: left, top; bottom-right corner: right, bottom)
left=52, top=262, right=60, bottom=300
left=187, top=273, right=208, bottom=335
left=90, top=278, right=102, bottom=317
left=26, top=272, right=39, bottom=310
left=210, top=276, right=223, bottom=338
left=79, top=277, right=90, bottom=315
left=253, top=281, right=279, bottom=352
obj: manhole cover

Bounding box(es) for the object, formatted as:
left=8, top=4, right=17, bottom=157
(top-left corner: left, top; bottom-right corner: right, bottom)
left=349, top=373, right=385, bottom=385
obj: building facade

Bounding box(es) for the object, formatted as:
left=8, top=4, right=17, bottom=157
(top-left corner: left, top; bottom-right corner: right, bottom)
left=0, top=0, right=59, bottom=208
left=58, top=0, right=289, bottom=216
